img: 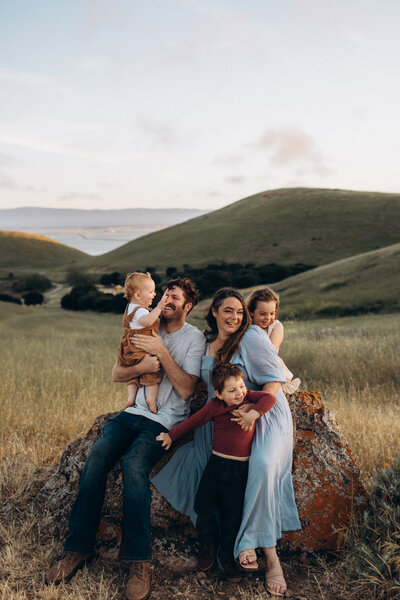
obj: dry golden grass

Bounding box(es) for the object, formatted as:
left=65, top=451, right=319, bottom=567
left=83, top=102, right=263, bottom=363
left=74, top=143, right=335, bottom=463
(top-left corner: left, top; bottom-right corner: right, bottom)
left=281, top=313, right=400, bottom=482
left=1, top=302, right=399, bottom=599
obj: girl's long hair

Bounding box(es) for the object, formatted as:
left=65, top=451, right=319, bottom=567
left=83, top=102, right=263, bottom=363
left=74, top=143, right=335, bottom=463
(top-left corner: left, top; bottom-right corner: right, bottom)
left=204, top=287, right=251, bottom=364
left=247, top=287, right=279, bottom=319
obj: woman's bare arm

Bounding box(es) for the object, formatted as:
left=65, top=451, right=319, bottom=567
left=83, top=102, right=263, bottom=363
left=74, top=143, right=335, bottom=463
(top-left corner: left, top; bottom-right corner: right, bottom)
left=262, top=381, right=282, bottom=394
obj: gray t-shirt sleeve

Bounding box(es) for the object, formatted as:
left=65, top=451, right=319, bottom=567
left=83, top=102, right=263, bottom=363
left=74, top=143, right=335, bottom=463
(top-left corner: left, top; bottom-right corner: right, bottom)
left=182, top=328, right=206, bottom=377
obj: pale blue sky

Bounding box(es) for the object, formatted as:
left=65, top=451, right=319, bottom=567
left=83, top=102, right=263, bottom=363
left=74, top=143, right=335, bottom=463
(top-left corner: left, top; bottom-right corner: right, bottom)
left=1, top=0, right=399, bottom=209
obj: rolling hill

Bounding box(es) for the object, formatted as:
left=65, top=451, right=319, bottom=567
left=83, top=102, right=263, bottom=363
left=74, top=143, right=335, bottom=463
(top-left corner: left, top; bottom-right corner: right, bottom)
left=0, top=231, right=87, bottom=271
left=85, top=188, right=400, bottom=273
left=234, top=242, right=400, bottom=319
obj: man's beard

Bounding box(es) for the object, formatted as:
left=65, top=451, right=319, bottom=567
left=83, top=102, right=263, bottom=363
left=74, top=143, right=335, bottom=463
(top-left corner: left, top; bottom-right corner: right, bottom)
left=161, top=303, right=185, bottom=322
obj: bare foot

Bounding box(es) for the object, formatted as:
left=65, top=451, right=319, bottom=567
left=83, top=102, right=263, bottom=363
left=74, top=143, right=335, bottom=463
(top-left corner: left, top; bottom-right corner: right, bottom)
left=146, top=397, right=158, bottom=414
left=265, top=566, right=287, bottom=597
left=238, top=549, right=259, bottom=570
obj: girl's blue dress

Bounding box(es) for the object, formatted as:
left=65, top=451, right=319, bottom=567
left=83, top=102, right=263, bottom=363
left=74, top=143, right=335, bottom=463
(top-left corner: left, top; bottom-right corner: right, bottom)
left=152, top=325, right=301, bottom=555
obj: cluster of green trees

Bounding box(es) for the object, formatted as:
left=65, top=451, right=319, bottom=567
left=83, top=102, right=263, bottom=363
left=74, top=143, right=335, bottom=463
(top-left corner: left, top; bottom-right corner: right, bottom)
left=0, top=273, right=51, bottom=306
left=61, top=283, right=126, bottom=313
left=161, top=262, right=313, bottom=299
left=60, top=261, right=313, bottom=314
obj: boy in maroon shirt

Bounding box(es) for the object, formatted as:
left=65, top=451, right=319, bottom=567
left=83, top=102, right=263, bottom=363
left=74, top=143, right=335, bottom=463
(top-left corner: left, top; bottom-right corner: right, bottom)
left=156, top=363, right=276, bottom=582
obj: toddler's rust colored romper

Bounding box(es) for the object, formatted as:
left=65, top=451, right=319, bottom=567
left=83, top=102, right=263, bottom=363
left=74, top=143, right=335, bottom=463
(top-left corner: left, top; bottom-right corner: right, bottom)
left=116, top=304, right=161, bottom=387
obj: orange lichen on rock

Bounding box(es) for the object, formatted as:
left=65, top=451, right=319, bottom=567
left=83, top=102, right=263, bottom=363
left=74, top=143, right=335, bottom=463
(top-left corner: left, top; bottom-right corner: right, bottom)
left=282, top=391, right=366, bottom=552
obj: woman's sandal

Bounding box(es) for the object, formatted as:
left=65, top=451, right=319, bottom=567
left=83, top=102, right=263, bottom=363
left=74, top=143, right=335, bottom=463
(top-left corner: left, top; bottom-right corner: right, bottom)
left=238, top=549, right=259, bottom=571
left=265, top=566, right=287, bottom=597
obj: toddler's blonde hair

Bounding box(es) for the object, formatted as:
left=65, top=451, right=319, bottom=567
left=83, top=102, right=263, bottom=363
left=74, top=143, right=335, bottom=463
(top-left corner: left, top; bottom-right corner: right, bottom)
left=124, top=272, right=153, bottom=301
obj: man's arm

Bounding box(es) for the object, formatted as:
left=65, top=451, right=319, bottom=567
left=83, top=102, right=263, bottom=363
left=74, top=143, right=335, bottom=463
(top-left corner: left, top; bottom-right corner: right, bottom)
left=129, top=333, right=198, bottom=399
left=111, top=354, right=160, bottom=383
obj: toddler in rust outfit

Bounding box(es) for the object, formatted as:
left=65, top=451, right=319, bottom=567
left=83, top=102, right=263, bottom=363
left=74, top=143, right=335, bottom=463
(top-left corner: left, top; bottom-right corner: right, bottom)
left=157, top=363, right=276, bottom=581
left=117, top=271, right=168, bottom=413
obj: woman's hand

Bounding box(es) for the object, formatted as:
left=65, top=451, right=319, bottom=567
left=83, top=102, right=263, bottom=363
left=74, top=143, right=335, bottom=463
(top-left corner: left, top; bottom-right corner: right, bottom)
left=156, top=432, right=172, bottom=450
left=231, top=409, right=260, bottom=431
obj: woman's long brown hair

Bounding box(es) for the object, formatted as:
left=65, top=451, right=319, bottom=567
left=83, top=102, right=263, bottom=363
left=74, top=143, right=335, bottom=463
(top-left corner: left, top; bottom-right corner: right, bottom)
left=204, top=287, right=251, bottom=364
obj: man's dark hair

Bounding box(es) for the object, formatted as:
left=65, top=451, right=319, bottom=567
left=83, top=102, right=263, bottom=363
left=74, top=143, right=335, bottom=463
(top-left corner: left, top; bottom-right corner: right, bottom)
left=211, top=363, right=244, bottom=393
left=164, top=277, right=200, bottom=313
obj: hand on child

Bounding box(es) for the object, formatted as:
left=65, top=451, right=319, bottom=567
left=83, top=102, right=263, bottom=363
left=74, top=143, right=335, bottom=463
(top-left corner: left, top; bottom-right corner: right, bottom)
left=231, top=409, right=259, bottom=431
left=231, top=403, right=255, bottom=415
left=156, top=432, right=172, bottom=450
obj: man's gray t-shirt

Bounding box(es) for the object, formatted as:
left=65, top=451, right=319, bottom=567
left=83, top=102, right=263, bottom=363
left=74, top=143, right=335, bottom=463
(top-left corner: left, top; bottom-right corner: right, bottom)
left=124, top=322, right=206, bottom=430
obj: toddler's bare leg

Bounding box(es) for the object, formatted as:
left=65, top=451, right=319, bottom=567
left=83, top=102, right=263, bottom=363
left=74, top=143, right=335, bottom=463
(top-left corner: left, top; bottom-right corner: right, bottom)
left=145, top=384, right=158, bottom=414
left=126, top=383, right=138, bottom=408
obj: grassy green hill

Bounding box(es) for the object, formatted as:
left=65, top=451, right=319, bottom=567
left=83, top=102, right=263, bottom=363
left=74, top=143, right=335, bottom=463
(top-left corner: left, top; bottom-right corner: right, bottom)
left=85, top=188, right=400, bottom=273
left=230, top=242, right=400, bottom=319
left=0, top=231, right=87, bottom=273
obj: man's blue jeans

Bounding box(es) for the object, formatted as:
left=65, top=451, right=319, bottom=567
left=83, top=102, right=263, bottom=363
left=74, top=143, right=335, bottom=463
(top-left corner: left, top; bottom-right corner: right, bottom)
left=64, top=411, right=167, bottom=561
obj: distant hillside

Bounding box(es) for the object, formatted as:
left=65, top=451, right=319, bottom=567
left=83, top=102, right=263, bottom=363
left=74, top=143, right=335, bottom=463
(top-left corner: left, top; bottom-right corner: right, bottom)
left=85, top=188, right=400, bottom=272
left=0, top=231, right=87, bottom=271
left=239, top=242, right=400, bottom=319
left=0, top=207, right=207, bottom=229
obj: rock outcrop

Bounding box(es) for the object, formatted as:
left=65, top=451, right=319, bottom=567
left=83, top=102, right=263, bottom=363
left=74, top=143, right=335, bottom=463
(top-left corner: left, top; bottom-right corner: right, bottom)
left=36, top=390, right=366, bottom=556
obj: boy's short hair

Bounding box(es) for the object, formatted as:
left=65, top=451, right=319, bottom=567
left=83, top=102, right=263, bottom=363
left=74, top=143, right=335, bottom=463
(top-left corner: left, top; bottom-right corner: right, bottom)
left=211, top=363, right=244, bottom=393
left=124, top=272, right=153, bottom=300
left=164, top=277, right=200, bottom=313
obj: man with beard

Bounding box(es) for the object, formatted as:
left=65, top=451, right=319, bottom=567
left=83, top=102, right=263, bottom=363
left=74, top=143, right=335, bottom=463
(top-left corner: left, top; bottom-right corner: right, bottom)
left=46, top=278, right=205, bottom=600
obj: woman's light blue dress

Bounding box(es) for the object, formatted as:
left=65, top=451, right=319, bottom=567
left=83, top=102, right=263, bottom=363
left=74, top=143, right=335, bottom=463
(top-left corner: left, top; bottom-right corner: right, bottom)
left=152, top=325, right=301, bottom=555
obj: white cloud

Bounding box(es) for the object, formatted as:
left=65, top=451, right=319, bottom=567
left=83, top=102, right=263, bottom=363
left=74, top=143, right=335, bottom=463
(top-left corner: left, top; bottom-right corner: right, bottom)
left=213, top=154, right=245, bottom=167
left=226, top=175, right=246, bottom=185
left=60, top=192, right=102, bottom=202
left=135, top=117, right=186, bottom=148
left=247, top=126, right=334, bottom=176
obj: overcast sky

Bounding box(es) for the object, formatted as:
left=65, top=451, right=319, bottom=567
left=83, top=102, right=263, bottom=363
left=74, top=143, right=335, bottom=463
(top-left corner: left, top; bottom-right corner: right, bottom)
left=1, top=0, right=399, bottom=210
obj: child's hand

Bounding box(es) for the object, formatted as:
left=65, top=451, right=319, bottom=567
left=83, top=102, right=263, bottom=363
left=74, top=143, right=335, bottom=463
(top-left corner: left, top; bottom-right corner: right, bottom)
left=157, top=291, right=169, bottom=311
left=231, top=409, right=259, bottom=431
left=231, top=403, right=255, bottom=416
left=156, top=432, right=172, bottom=450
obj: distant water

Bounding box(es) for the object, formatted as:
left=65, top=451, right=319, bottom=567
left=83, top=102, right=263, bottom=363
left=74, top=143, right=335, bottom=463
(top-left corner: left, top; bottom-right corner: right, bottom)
left=21, top=226, right=160, bottom=255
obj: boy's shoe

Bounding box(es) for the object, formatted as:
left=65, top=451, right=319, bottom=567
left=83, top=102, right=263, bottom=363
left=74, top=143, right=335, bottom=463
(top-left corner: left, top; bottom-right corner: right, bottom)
left=198, top=543, right=216, bottom=571
left=126, top=561, right=151, bottom=600
left=221, top=559, right=243, bottom=582
left=45, top=552, right=91, bottom=585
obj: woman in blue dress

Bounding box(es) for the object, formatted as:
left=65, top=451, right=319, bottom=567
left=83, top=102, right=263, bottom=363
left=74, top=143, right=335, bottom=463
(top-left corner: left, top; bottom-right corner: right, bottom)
left=153, top=288, right=301, bottom=596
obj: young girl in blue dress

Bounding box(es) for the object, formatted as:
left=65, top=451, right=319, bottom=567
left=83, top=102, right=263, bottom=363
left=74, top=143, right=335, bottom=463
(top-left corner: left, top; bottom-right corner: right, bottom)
left=247, top=287, right=300, bottom=395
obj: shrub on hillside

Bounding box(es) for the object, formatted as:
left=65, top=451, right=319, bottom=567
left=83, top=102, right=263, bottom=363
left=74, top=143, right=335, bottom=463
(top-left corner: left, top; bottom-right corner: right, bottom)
left=66, top=266, right=96, bottom=287
left=12, top=273, right=52, bottom=293
left=344, top=454, right=400, bottom=599
left=61, top=285, right=127, bottom=314
left=99, top=271, right=124, bottom=286
left=0, top=293, right=22, bottom=305
left=23, top=290, right=44, bottom=306
left=61, top=284, right=97, bottom=311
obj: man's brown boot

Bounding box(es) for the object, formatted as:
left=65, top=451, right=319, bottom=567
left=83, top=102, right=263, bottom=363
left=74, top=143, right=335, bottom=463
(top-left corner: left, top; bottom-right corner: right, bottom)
left=45, top=552, right=91, bottom=585
left=126, top=561, right=151, bottom=600
left=221, top=558, right=243, bottom=583
left=198, top=543, right=216, bottom=571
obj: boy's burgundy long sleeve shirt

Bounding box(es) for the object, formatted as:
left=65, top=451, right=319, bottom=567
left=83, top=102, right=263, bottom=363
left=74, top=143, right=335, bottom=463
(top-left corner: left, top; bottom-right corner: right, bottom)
left=168, top=390, right=277, bottom=458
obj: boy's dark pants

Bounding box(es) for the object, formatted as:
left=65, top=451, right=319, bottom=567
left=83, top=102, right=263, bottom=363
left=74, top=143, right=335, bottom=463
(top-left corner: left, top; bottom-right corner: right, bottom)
left=194, top=454, right=248, bottom=563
